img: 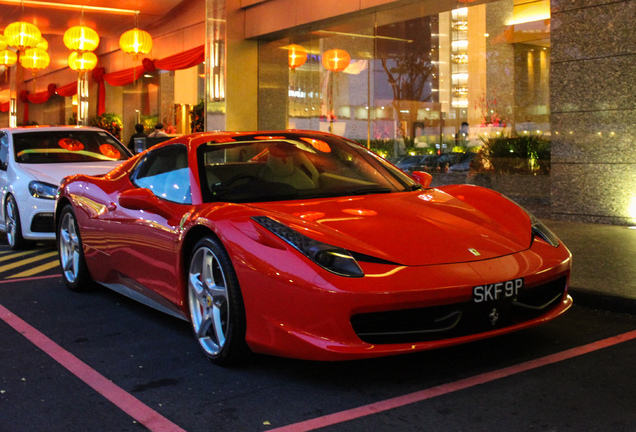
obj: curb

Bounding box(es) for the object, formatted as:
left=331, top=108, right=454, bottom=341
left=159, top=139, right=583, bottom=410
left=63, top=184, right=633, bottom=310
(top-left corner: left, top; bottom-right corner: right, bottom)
left=569, top=288, right=636, bottom=316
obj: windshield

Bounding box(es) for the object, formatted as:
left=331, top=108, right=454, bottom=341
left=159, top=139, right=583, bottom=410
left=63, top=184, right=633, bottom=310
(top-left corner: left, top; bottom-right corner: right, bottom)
left=198, top=134, right=419, bottom=203
left=13, top=130, right=130, bottom=164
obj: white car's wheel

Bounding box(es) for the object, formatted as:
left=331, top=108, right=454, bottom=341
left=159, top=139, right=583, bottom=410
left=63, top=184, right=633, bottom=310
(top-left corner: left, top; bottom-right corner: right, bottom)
left=188, top=236, right=249, bottom=365
left=57, top=205, right=93, bottom=291
left=5, top=195, right=29, bottom=250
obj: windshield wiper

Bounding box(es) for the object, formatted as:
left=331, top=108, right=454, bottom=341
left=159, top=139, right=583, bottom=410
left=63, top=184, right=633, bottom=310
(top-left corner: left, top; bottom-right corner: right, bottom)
left=403, top=184, right=423, bottom=191
left=349, top=187, right=393, bottom=196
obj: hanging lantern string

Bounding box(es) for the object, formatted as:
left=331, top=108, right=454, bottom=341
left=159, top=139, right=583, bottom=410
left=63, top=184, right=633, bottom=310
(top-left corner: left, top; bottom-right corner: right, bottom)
left=119, top=10, right=152, bottom=85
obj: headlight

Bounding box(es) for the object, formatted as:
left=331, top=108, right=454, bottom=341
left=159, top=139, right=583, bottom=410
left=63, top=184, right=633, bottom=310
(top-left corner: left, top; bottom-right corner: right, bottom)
left=28, top=181, right=58, bottom=200
left=528, top=212, right=559, bottom=247
left=252, top=216, right=364, bottom=278
left=502, top=194, right=560, bottom=248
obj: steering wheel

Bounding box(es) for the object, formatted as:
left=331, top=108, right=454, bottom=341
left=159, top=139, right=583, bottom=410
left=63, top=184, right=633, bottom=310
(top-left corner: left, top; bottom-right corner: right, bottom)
left=221, top=174, right=260, bottom=188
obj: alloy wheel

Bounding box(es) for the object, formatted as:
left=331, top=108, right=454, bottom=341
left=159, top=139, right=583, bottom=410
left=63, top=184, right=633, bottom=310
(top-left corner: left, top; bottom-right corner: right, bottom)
left=188, top=245, right=230, bottom=357
left=5, top=198, right=17, bottom=248
left=59, top=211, right=81, bottom=284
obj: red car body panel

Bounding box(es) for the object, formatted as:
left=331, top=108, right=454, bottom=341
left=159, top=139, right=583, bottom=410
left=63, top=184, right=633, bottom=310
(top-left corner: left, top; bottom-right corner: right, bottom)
left=56, top=131, right=572, bottom=361
left=247, top=189, right=533, bottom=266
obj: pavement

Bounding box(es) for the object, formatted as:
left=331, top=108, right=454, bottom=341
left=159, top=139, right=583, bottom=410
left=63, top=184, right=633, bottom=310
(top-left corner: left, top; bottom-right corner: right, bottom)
left=544, top=219, right=636, bottom=315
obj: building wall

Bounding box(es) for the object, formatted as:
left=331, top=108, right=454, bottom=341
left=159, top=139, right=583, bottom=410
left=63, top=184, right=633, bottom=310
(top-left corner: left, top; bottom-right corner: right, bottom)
left=550, top=0, right=636, bottom=224
left=242, top=0, right=460, bottom=39
left=227, top=0, right=258, bottom=131
left=5, top=0, right=206, bottom=129
left=243, top=0, right=636, bottom=225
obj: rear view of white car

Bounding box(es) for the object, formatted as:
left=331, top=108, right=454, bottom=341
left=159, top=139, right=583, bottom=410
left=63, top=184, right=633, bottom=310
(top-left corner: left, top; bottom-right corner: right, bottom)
left=0, top=126, right=131, bottom=249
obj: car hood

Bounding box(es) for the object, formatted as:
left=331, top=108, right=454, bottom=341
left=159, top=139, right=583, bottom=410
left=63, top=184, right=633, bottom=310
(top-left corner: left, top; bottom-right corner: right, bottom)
left=248, top=190, right=533, bottom=266
left=18, top=161, right=122, bottom=185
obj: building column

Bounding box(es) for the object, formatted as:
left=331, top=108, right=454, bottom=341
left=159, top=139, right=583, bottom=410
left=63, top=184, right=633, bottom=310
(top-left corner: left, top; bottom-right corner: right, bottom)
left=550, top=0, right=636, bottom=225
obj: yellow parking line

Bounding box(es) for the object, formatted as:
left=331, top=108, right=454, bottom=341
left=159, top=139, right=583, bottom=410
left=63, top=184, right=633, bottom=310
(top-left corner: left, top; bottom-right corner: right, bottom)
left=8, top=259, right=60, bottom=279
left=0, top=250, right=36, bottom=263
left=0, top=251, right=58, bottom=274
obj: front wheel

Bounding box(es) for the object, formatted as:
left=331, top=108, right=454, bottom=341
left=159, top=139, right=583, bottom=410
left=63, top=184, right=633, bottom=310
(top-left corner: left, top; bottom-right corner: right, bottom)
left=188, top=237, right=249, bottom=365
left=57, top=205, right=93, bottom=291
left=5, top=195, right=29, bottom=250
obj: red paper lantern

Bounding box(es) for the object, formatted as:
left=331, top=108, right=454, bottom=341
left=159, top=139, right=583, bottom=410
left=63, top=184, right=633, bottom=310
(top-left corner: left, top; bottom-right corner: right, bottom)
left=68, top=51, right=98, bottom=72
left=119, top=28, right=153, bottom=57
left=288, top=44, right=307, bottom=69
left=20, top=47, right=49, bottom=72
left=321, top=49, right=350, bottom=72
left=4, top=21, right=41, bottom=52
left=63, top=26, right=100, bottom=53
left=0, top=49, right=17, bottom=67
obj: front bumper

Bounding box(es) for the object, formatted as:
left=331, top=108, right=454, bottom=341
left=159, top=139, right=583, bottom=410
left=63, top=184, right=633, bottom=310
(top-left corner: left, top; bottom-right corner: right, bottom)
left=236, top=239, right=572, bottom=361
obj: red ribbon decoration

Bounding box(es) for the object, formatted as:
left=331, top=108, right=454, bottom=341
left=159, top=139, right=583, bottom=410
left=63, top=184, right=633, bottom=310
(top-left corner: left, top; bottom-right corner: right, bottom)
left=7, top=45, right=205, bottom=122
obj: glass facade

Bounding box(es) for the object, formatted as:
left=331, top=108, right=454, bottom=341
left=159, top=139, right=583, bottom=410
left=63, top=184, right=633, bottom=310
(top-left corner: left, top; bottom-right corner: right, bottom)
left=205, top=0, right=227, bottom=131
left=258, top=0, right=552, bottom=215
left=119, top=66, right=205, bottom=140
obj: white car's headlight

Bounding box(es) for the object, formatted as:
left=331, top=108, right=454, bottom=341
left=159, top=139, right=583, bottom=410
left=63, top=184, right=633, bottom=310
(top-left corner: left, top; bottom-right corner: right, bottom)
left=252, top=216, right=364, bottom=277
left=28, top=181, right=58, bottom=200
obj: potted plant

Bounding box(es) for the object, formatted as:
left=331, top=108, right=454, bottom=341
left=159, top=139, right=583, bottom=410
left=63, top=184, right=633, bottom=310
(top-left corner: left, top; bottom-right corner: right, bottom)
left=91, top=112, right=123, bottom=141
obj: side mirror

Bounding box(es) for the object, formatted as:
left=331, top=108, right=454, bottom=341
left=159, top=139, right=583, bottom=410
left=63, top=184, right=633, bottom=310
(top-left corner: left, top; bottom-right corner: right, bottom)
left=118, top=188, right=171, bottom=218
left=411, top=171, right=433, bottom=188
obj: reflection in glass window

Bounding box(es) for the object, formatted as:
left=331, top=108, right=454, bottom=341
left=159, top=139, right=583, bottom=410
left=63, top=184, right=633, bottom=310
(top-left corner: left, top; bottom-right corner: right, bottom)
left=13, top=131, right=129, bottom=164
left=0, top=133, right=8, bottom=170
left=133, top=145, right=191, bottom=204
left=197, top=133, right=415, bottom=204
left=258, top=0, right=552, bottom=216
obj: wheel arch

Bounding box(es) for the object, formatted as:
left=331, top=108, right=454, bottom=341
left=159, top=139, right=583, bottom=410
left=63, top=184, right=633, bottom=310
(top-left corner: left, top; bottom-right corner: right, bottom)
left=0, top=173, right=18, bottom=225
left=181, top=222, right=250, bottom=364
left=54, top=196, right=73, bottom=233
left=3, top=192, right=19, bottom=233
left=180, top=224, right=223, bottom=305
left=1, top=191, right=12, bottom=225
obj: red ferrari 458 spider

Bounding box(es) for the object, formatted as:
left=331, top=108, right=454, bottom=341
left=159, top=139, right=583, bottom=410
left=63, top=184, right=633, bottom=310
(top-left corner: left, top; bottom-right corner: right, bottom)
left=55, top=131, right=572, bottom=365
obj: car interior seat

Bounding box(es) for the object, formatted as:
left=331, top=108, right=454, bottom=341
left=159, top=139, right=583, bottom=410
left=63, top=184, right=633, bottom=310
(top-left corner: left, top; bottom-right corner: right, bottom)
left=293, top=151, right=320, bottom=185
left=260, top=144, right=315, bottom=189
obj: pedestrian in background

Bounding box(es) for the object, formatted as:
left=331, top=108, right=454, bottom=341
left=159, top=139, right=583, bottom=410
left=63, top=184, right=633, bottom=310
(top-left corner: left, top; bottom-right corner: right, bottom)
left=148, top=123, right=168, bottom=138
left=127, top=123, right=147, bottom=152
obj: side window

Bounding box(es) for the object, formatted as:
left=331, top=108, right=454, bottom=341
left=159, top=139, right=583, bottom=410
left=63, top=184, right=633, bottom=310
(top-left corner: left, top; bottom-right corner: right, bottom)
left=131, top=144, right=191, bottom=204
left=0, top=133, right=8, bottom=170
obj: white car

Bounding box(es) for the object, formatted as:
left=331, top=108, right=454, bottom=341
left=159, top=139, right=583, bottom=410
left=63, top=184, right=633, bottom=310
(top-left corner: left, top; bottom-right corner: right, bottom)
left=0, top=126, right=131, bottom=249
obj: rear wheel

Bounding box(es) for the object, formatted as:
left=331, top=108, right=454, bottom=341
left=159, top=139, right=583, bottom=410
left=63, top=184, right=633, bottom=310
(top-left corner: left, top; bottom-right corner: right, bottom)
left=5, top=195, right=29, bottom=250
left=187, top=237, right=249, bottom=365
left=57, top=205, right=92, bottom=291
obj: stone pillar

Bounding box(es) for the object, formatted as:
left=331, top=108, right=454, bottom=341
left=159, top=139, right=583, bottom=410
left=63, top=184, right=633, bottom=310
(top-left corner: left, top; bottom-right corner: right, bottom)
left=550, top=0, right=636, bottom=225
left=257, top=39, right=289, bottom=131
left=486, top=1, right=515, bottom=128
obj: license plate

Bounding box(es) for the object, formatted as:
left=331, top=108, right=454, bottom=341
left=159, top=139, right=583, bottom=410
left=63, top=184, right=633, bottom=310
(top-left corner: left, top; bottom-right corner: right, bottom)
left=473, top=278, right=524, bottom=303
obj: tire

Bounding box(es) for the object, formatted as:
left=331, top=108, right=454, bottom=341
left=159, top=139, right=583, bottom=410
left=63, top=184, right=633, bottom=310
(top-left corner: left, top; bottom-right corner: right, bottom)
left=5, top=195, right=29, bottom=250
left=187, top=236, right=249, bottom=365
left=57, top=205, right=93, bottom=292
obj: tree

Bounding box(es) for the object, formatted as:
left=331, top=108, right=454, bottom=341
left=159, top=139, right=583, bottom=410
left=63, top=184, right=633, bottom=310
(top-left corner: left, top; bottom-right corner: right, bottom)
left=378, top=17, right=437, bottom=141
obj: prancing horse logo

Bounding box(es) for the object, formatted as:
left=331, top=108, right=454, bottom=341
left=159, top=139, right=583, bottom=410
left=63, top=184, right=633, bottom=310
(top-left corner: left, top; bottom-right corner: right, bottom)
left=489, top=308, right=499, bottom=325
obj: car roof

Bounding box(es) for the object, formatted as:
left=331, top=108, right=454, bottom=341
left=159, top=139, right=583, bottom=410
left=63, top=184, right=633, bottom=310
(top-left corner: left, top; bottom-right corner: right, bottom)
left=149, top=130, right=354, bottom=152
left=0, top=126, right=108, bottom=134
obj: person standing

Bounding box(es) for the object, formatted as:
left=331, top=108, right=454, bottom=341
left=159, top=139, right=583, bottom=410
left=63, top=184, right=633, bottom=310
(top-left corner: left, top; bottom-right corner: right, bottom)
left=127, top=123, right=147, bottom=152
left=148, top=123, right=168, bottom=138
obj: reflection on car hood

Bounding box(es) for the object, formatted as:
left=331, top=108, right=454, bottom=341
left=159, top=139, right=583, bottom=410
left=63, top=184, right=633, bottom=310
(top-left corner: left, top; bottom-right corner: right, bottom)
left=249, top=190, right=532, bottom=266
left=18, top=161, right=122, bottom=185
